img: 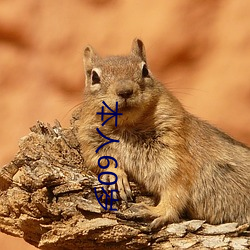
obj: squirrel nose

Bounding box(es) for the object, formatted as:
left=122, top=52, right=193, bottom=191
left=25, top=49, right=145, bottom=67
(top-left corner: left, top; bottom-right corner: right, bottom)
left=116, top=88, right=133, bottom=99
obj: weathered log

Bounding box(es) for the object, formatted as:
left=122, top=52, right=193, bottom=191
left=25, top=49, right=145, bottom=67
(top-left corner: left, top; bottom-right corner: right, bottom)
left=0, top=109, right=249, bottom=249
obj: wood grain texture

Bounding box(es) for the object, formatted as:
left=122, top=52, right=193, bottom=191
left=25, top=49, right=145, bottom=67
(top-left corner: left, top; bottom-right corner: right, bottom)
left=0, top=110, right=249, bottom=249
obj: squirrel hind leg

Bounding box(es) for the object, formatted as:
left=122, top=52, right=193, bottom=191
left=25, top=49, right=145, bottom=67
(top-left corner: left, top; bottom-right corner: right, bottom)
left=148, top=202, right=181, bottom=230
left=126, top=187, right=188, bottom=229
left=149, top=212, right=180, bottom=230
left=127, top=201, right=181, bottom=229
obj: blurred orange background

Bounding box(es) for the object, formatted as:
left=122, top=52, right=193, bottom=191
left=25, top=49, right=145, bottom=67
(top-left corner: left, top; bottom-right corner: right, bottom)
left=1, top=1, right=250, bottom=249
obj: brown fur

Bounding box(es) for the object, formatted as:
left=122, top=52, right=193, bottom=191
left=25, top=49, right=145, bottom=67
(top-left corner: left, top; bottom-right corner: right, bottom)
left=78, top=39, right=250, bottom=229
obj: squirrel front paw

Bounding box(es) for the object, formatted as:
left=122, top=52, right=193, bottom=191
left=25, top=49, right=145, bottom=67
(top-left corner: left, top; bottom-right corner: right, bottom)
left=116, top=170, right=133, bottom=202
left=101, top=168, right=132, bottom=202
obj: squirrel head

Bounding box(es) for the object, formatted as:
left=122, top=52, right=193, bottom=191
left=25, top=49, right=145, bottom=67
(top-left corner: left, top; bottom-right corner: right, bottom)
left=82, top=39, right=160, bottom=126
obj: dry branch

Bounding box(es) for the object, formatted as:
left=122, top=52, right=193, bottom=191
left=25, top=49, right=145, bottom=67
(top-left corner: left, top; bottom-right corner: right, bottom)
left=0, top=108, right=249, bottom=249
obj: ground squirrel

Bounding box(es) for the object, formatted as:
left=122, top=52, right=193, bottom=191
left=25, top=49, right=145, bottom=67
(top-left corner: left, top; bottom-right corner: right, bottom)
left=78, top=38, right=250, bottom=229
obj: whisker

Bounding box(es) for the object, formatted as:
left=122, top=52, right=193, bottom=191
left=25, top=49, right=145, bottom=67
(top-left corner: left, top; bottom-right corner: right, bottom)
left=61, top=102, right=83, bottom=122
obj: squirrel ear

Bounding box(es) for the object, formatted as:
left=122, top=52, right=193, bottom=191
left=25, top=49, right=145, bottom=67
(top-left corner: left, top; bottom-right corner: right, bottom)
left=83, top=45, right=98, bottom=71
left=83, top=46, right=99, bottom=86
left=131, top=38, right=147, bottom=63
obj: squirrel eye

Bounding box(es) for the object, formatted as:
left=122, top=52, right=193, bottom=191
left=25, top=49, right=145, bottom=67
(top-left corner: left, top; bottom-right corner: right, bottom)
left=142, top=63, right=149, bottom=78
left=91, top=70, right=100, bottom=85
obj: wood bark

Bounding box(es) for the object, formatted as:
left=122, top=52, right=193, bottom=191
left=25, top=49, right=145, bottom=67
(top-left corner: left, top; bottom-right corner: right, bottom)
left=0, top=108, right=249, bottom=249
